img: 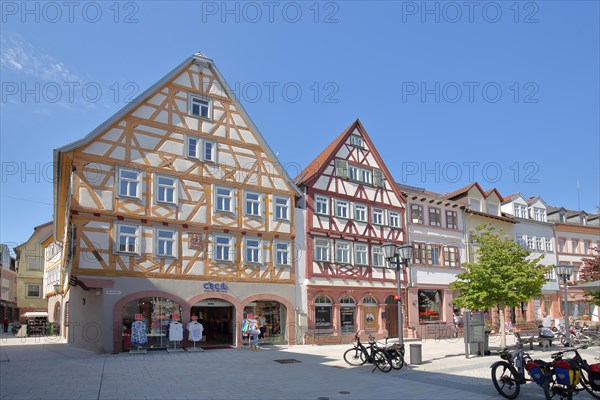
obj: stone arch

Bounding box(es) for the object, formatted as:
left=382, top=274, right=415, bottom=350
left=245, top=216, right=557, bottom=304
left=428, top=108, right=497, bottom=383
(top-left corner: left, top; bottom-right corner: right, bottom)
left=239, top=293, right=296, bottom=345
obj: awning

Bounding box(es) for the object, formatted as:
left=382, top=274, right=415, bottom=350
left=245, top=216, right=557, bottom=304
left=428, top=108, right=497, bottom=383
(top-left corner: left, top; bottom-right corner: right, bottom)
left=21, top=311, right=48, bottom=318
left=573, top=281, right=600, bottom=290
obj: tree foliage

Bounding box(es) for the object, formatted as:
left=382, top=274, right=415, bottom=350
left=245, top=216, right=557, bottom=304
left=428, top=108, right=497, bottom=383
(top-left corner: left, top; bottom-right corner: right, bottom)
left=450, top=225, right=550, bottom=310
left=579, top=247, right=600, bottom=306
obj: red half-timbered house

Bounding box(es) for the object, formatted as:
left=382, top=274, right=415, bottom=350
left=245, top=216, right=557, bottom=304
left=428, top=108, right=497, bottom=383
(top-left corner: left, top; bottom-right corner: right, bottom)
left=295, top=120, right=407, bottom=341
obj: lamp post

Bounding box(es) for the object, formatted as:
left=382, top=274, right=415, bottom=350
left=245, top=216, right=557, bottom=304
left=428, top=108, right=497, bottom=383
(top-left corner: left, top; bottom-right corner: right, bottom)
left=382, top=242, right=413, bottom=345
left=554, top=264, right=576, bottom=347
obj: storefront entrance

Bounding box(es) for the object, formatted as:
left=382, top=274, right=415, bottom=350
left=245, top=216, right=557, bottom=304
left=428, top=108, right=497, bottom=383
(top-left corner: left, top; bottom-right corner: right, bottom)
left=243, top=300, right=287, bottom=344
left=191, top=299, right=234, bottom=346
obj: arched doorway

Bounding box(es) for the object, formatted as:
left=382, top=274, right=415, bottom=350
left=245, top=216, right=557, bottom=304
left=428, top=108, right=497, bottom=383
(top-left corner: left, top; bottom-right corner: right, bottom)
left=190, top=298, right=235, bottom=346
left=385, top=295, right=398, bottom=338
left=243, top=300, right=287, bottom=344
left=340, top=296, right=356, bottom=335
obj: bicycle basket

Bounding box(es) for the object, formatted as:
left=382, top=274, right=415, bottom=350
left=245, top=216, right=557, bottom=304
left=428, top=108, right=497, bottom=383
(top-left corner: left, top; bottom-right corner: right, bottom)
left=589, top=363, right=600, bottom=391
left=555, top=359, right=581, bottom=386
left=526, top=361, right=547, bottom=385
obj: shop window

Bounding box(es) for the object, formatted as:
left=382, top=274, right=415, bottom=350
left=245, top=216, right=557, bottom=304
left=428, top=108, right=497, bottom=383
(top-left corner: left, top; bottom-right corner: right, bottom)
left=122, top=297, right=182, bottom=351
left=340, top=296, right=356, bottom=335
left=243, top=300, right=286, bottom=343
left=362, top=296, right=378, bottom=333
left=314, top=296, right=333, bottom=331
left=418, top=290, right=441, bottom=322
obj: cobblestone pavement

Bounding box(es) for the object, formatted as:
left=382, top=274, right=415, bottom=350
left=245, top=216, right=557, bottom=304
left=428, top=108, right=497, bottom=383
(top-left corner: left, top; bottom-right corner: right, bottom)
left=1, top=332, right=598, bottom=400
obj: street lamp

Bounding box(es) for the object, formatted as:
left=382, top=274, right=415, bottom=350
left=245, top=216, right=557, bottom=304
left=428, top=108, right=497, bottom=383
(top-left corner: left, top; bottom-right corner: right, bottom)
left=382, top=242, right=413, bottom=346
left=554, top=264, right=576, bottom=346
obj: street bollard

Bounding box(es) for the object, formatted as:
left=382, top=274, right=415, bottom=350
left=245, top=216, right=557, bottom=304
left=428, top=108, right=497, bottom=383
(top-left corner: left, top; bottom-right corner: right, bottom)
left=409, top=343, right=422, bottom=365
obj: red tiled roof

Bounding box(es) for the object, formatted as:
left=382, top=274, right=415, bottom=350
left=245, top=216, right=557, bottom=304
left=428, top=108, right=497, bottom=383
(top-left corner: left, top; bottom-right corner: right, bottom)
left=444, top=182, right=485, bottom=199
left=502, top=193, right=517, bottom=202
left=485, top=188, right=502, bottom=199
left=294, top=119, right=358, bottom=185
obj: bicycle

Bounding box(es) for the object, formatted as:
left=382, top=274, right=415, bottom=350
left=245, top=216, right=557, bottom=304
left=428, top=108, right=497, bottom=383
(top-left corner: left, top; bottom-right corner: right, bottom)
left=343, top=332, right=392, bottom=373
left=490, top=340, right=553, bottom=399
left=544, top=345, right=600, bottom=400
left=382, top=337, right=405, bottom=370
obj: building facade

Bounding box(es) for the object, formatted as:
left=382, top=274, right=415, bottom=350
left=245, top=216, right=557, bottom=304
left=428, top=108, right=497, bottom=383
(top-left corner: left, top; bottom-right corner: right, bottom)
left=548, top=207, right=600, bottom=322
left=49, top=53, right=302, bottom=353
left=501, top=195, right=559, bottom=323
left=14, top=222, right=53, bottom=321
left=0, top=244, right=18, bottom=322
left=295, top=120, right=407, bottom=342
left=399, top=184, right=466, bottom=336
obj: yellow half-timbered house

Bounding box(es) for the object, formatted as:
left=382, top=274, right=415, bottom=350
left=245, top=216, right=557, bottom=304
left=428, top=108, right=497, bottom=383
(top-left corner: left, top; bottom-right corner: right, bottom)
left=50, top=53, right=302, bottom=353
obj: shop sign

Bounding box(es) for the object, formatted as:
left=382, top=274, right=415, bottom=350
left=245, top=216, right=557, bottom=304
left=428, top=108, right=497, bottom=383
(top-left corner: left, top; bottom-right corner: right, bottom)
left=203, top=282, right=228, bottom=292
left=188, top=233, right=204, bottom=250
left=363, top=305, right=378, bottom=332
left=315, top=306, right=332, bottom=328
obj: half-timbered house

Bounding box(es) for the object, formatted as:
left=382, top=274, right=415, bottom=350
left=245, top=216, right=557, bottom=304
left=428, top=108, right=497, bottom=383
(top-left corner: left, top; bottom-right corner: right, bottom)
left=49, top=53, right=302, bottom=353
left=295, top=120, right=407, bottom=342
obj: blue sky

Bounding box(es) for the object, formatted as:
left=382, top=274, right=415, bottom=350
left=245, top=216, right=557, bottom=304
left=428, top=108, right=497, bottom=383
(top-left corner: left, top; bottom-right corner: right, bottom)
left=1, top=1, right=599, bottom=248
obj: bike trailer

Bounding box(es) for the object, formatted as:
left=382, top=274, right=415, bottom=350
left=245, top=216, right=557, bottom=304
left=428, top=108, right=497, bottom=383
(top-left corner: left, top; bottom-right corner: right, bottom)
left=554, top=359, right=581, bottom=386
left=525, top=360, right=547, bottom=385
left=589, top=363, right=600, bottom=391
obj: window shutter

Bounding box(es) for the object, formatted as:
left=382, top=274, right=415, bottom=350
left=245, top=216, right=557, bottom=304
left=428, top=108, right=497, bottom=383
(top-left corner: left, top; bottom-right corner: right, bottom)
left=335, top=160, right=348, bottom=178
left=373, top=170, right=384, bottom=187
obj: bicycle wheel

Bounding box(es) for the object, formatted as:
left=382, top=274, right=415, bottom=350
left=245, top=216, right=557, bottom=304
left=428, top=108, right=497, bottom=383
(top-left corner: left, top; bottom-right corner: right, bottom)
left=491, top=361, right=520, bottom=399
left=390, top=349, right=405, bottom=370
left=373, top=350, right=392, bottom=373
left=579, top=368, right=600, bottom=400
left=543, top=376, right=573, bottom=400
left=343, top=347, right=367, bottom=366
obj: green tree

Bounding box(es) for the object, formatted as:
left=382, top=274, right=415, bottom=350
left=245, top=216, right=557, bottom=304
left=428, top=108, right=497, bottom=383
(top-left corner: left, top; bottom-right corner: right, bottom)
left=579, top=247, right=600, bottom=306
left=450, top=225, right=550, bottom=348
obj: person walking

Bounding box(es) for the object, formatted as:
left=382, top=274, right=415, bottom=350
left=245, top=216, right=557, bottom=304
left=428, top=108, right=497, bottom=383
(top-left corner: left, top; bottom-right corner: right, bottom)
left=249, top=320, right=261, bottom=351
left=2, top=317, right=9, bottom=333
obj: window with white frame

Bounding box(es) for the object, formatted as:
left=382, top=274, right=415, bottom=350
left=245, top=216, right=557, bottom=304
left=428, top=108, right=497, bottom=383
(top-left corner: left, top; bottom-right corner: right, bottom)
left=516, top=234, right=526, bottom=248
left=215, top=187, right=234, bottom=213
left=245, top=238, right=261, bottom=263
left=214, top=236, right=233, bottom=262
left=156, top=175, right=177, bottom=204
left=545, top=238, right=553, bottom=252
left=336, top=200, right=349, bottom=219
left=372, top=246, right=384, bottom=267
left=315, top=196, right=329, bottom=215
left=355, top=244, right=368, bottom=265
left=354, top=204, right=367, bottom=222
left=245, top=192, right=261, bottom=217
left=536, top=237, right=544, bottom=251
left=349, top=165, right=359, bottom=181
left=26, top=284, right=41, bottom=298
left=349, top=135, right=364, bottom=148
left=189, top=95, right=212, bottom=119
left=389, top=211, right=401, bottom=228
left=155, top=229, right=176, bottom=257
left=203, top=140, right=216, bottom=162
left=315, top=239, right=330, bottom=262
left=469, top=198, right=481, bottom=211
left=446, top=210, right=458, bottom=229
left=583, top=241, right=591, bottom=255
left=26, top=256, right=43, bottom=271
left=117, top=224, right=139, bottom=253
left=527, top=236, right=535, bottom=250
left=118, top=168, right=141, bottom=198
left=372, top=208, right=384, bottom=225
left=572, top=239, right=580, bottom=254
left=429, top=208, right=441, bottom=227
left=275, top=242, right=290, bottom=265
left=186, top=136, right=200, bottom=158
left=336, top=242, right=350, bottom=264
left=514, top=204, right=527, bottom=218
left=533, top=207, right=546, bottom=222
left=274, top=197, right=289, bottom=220
left=335, top=159, right=348, bottom=178
left=361, top=169, right=373, bottom=185
left=411, top=204, right=423, bottom=224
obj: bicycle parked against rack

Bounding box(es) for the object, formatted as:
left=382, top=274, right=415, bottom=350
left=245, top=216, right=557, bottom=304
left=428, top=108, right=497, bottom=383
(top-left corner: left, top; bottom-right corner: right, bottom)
left=382, top=337, right=405, bottom=370
left=490, top=340, right=553, bottom=399
left=544, top=345, right=600, bottom=400
left=343, top=332, right=392, bottom=373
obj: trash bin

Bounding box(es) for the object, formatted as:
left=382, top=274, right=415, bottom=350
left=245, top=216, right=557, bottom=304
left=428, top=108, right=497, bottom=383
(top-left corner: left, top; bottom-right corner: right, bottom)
left=409, top=343, right=422, bottom=365
left=483, top=330, right=491, bottom=355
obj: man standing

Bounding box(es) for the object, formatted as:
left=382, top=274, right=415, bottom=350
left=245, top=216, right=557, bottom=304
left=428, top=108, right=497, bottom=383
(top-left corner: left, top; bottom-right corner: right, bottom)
left=2, top=317, right=9, bottom=333
left=542, top=311, right=553, bottom=329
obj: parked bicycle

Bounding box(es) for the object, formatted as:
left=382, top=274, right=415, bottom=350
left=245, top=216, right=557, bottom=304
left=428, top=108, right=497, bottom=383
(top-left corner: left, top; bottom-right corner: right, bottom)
left=544, top=345, right=600, bottom=400
left=490, top=340, right=553, bottom=399
left=382, top=337, right=405, bottom=370
left=343, top=332, right=392, bottom=373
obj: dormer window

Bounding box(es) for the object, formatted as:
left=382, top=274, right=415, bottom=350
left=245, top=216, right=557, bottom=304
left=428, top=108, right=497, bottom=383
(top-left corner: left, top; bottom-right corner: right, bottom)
left=533, top=207, right=546, bottom=222
left=470, top=198, right=481, bottom=212
left=580, top=215, right=587, bottom=225
left=559, top=213, right=565, bottom=223
left=487, top=203, right=498, bottom=216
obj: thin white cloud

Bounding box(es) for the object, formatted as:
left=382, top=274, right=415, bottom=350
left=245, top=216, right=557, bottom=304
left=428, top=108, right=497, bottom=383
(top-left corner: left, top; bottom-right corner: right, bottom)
left=1, top=33, right=81, bottom=82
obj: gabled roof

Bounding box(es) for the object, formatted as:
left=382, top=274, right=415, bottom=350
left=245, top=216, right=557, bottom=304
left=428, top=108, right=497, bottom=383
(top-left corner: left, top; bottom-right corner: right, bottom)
left=444, top=182, right=486, bottom=199
left=547, top=206, right=566, bottom=215
left=501, top=193, right=528, bottom=204
left=14, top=221, right=53, bottom=254
left=397, top=183, right=465, bottom=209
left=294, top=119, right=356, bottom=185
left=527, top=196, right=548, bottom=208
left=54, top=52, right=302, bottom=237
left=484, top=188, right=503, bottom=200
left=295, top=119, right=406, bottom=203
